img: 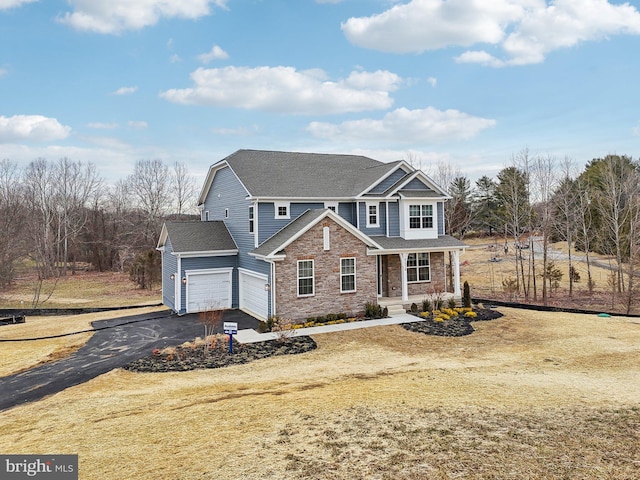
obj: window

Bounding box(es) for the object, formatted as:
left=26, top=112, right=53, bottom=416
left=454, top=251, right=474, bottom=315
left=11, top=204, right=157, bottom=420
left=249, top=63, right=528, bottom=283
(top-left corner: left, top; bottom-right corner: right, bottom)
left=203, top=211, right=209, bottom=221
left=367, top=202, right=378, bottom=227
left=297, top=260, right=314, bottom=296
left=248, top=206, right=254, bottom=233
left=409, top=204, right=433, bottom=229
left=407, top=253, right=430, bottom=282
left=224, top=208, right=229, bottom=219
left=275, top=202, right=290, bottom=219
left=325, top=201, right=338, bottom=212
left=340, top=258, right=356, bottom=293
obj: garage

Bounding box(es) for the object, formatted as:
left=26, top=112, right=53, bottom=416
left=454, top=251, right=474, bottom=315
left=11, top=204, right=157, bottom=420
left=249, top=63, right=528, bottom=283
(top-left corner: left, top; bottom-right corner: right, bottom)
left=185, top=268, right=233, bottom=313
left=239, top=269, right=269, bottom=320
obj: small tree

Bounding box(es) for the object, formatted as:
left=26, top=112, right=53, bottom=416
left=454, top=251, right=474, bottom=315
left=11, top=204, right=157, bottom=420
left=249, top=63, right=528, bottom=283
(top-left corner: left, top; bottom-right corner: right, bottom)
left=462, top=281, right=472, bottom=308
left=198, top=308, right=224, bottom=350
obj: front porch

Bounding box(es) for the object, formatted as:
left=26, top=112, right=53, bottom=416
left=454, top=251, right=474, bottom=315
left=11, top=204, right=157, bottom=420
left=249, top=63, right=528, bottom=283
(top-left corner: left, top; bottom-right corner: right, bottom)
left=378, top=292, right=459, bottom=315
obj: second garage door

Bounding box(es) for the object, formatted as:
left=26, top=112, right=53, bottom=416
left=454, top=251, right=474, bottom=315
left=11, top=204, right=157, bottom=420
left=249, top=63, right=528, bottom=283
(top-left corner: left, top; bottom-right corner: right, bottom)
left=239, top=269, right=268, bottom=320
left=186, top=268, right=233, bottom=313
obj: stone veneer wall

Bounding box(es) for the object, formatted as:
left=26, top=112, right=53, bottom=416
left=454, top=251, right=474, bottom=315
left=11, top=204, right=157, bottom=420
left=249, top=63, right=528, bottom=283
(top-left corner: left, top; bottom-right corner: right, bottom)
left=275, top=219, right=378, bottom=321
left=386, top=251, right=446, bottom=298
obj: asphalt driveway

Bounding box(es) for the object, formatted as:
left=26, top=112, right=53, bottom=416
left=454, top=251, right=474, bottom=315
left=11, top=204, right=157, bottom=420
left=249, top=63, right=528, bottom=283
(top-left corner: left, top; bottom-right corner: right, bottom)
left=0, top=309, right=259, bottom=411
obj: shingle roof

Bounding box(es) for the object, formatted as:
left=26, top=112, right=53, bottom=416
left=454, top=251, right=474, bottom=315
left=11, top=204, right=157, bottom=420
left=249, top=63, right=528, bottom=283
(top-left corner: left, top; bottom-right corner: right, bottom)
left=163, top=221, right=237, bottom=253
left=222, top=149, right=401, bottom=198
left=369, top=235, right=467, bottom=251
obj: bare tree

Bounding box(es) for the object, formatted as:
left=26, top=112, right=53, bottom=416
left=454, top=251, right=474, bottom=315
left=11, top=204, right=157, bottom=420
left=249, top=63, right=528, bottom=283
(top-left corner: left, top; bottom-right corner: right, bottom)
left=0, top=159, right=26, bottom=287
left=172, top=161, right=197, bottom=216
left=531, top=154, right=558, bottom=305
left=127, top=159, right=171, bottom=244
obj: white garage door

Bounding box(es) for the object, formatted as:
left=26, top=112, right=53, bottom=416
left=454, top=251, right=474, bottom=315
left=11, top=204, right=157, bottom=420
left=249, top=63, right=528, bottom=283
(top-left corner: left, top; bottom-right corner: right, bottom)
left=239, top=269, right=268, bottom=320
left=186, top=268, right=232, bottom=313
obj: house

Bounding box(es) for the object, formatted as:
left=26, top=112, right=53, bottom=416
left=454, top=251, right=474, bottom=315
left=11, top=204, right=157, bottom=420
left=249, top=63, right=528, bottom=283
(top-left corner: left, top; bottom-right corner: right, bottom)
left=157, top=149, right=467, bottom=320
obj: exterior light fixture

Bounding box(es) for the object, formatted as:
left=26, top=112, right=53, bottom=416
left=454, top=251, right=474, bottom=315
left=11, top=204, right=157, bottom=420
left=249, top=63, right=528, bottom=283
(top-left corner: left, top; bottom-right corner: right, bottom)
left=264, top=283, right=271, bottom=292
left=170, top=274, right=175, bottom=281
left=182, top=277, right=187, bottom=285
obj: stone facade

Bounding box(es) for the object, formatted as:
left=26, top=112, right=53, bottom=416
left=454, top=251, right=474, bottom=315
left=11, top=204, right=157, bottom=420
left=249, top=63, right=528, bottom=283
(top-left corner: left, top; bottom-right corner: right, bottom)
left=385, top=251, right=446, bottom=298
left=275, top=218, right=378, bottom=321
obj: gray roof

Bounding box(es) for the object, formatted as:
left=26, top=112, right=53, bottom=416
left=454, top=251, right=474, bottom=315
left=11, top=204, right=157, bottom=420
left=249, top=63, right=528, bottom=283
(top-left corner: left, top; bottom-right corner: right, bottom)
left=222, top=149, right=401, bottom=198
left=164, top=221, right=237, bottom=253
left=370, top=235, right=467, bottom=252
left=251, top=209, right=327, bottom=257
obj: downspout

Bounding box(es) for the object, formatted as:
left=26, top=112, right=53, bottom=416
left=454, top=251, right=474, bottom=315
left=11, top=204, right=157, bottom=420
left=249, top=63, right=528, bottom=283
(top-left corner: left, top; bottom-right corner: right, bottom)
left=267, top=260, right=276, bottom=317
left=452, top=250, right=461, bottom=297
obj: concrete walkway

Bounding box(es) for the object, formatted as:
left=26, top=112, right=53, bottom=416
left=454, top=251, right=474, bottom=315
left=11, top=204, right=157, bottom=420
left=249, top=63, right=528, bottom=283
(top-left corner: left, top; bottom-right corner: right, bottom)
left=234, top=313, right=419, bottom=343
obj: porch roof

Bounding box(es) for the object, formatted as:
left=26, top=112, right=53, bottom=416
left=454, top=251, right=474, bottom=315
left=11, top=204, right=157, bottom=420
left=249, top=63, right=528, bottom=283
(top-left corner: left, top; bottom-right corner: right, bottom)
left=368, top=235, right=467, bottom=254
left=158, top=221, right=238, bottom=254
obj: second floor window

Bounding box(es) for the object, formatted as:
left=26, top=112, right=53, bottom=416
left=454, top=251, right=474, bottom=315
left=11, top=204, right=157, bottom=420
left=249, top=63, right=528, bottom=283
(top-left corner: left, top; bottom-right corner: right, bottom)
left=274, top=201, right=290, bottom=219
left=409, top=205, right=433, bottom=229
left=367, top=203, right=378, bottom=227
left=248, top=206, right=254, bottom=233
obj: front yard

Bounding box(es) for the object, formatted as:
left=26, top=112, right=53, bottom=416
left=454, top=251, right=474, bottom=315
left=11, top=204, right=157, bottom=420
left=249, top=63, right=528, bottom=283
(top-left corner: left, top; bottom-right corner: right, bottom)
left=0, top=307, right=639, bottom=478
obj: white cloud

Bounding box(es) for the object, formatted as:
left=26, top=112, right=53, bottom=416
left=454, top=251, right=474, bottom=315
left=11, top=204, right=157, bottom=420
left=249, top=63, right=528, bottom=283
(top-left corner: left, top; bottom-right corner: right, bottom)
left=87, top=122, right=118, bottom=129
left=169, top=54, right=182, bottom=63
left=128, top=120, right=148, bottom=129
left=0, top=0, right=37, bottom=10
left=58, top=0, right=228, bottom=34
left=343, top=0, right=640, bottom=66
left=427, top=76, right=437, bottom=87
left=161, top=66, right=400, bottom=114
left=307, top=107, right=495, bottom=143
left=0, top=115, right=71, bottom=143
left=198, top=45, right=229, bottom=63
left=633, top=123, right=640, bottom=137
left=0, top=67, right=8, bottom=78
left=113, top=86, right=137, bottom=95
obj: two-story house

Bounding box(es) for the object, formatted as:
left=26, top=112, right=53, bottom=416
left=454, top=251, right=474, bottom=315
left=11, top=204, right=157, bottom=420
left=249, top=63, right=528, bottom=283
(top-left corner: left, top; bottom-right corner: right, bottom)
left=157, top=149, right=467, bottom=321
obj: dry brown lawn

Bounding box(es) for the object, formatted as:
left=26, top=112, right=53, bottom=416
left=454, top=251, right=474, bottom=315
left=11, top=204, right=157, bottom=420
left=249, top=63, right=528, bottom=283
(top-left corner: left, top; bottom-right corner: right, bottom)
left=0, top=306, right=167, bottom=376
left=1, top=307, right=639, bottom=479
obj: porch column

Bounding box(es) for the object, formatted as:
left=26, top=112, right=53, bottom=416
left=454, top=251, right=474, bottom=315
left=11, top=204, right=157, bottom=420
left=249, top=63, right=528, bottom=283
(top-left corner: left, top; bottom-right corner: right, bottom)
left=452, top=250, right=461, bottom=297
left=399, top=252, right=409, bottom=302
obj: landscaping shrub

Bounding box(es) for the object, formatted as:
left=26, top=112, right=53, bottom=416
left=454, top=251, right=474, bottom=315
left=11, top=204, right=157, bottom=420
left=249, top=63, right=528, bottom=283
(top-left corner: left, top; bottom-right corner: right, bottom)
left=463, top=281, right=472, bottom=308
left=447, top=297, right=457, bottom=309
left=422, top=299, right=432, bottom=313
left=364, top=301, right=382, bottom=319
left=382, top=306, right=388, bottom=318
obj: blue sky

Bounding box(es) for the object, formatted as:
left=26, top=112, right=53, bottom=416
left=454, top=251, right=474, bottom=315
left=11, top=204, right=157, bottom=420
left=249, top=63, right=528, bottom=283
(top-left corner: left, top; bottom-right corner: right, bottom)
left=1, top=0, right=640, bottom=185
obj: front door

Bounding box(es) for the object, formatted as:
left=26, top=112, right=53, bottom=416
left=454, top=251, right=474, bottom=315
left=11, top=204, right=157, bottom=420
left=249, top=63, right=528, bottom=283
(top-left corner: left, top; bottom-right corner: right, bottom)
left=377, top=256, right=389, bottom=297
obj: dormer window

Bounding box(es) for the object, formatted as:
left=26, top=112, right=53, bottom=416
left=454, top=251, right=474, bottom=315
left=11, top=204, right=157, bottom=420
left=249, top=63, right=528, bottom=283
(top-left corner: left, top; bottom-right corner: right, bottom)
left=366, top=202, right=379, bottom=228
left=274, top=201, right=290, bottom=219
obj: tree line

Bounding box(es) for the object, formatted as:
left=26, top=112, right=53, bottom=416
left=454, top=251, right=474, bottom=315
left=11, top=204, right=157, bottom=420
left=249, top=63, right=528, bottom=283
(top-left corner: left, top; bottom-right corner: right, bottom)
left=2, top=152, right=638, bottom=311
left=0, top=157, right=197, bottom=306
left=432, top=151, right=640, bottom=313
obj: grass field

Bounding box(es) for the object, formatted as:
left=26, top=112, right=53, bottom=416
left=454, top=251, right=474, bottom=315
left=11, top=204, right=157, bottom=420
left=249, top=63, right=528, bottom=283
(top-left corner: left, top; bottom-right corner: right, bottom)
left=1, top=307, right=639, bottom=479
left=0, top=271, right=161, bottom=308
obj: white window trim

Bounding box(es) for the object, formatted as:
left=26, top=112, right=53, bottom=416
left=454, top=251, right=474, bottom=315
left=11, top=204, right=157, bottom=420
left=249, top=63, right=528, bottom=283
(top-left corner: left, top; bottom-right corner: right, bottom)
left=297, top=259, right=314, bottom=297
left=248, top=206, right=255, bottom=233
left=406, top=252, right=431, bottom=283
left=274, top=201, right=290, bottom=219
left=340, top=257, right=356, bottom=293
left=366, top=202, right=379, bottom=228
left=399, top=200, right=438, bottom=240
left=324, top=201, right=338, bottom=212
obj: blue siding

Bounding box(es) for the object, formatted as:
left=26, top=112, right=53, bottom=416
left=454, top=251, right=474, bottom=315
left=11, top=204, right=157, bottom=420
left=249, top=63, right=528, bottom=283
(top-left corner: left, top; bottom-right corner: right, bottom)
left=257, top=202, right=324, bottom=243
left=199, top=165, right=271, bottom=313
left=369, top=168, right=407, bottom=194
left=358, top=201, right=386, bottom=236
left=162, top=238, right=177, bottom=311
left=338, top=202, right=357, bottom=226
left=437, top=202, right=445, bottom=235
left=404, top=178, right=435, bottom=192
left=388, top=202, right=400, bottom=236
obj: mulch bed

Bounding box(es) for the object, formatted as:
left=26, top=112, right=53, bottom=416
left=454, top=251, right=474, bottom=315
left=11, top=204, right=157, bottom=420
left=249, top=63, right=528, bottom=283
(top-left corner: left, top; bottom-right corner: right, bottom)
left=124, top=309, right=503, bottom=372
left=402, top=308, right=504, bottom=337
left=123, top=336, right=317, bottom=373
